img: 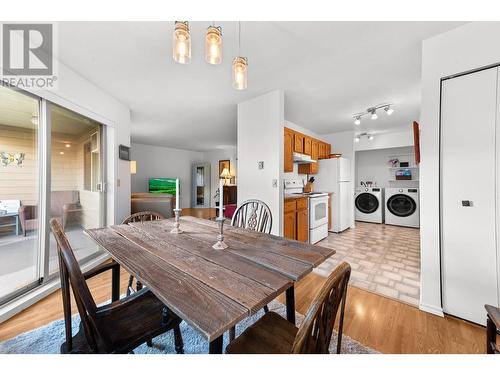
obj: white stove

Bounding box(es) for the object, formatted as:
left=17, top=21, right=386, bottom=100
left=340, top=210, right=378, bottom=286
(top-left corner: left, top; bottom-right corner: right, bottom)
left=284, top=179, right=329, bottom=244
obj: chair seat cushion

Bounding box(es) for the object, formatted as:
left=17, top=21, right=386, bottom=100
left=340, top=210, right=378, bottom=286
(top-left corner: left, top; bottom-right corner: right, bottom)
left=225, top=312, right=298, bottom=354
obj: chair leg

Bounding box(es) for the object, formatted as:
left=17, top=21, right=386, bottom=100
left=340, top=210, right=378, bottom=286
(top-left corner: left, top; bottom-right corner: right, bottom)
left=126, top=275, right=134, bottom=296
left=136, top=280, right=143, bottom=291
left=174, top=324, right=184, bottom=354
left=229, top=326, right=236, bottom=342
left=146, top=339, right=153, bottom=347
left=263, top=305, right=269, bottom=313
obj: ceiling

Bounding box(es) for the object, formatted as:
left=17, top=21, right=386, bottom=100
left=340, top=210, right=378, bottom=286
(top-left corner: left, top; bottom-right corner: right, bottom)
left=52, top=21, right=465, bottom=151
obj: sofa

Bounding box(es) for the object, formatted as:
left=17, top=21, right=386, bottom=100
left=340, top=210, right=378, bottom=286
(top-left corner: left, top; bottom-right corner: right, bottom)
left=19, top=190, right=83, bottom=235
left=131, top=193, right=174, bottom=219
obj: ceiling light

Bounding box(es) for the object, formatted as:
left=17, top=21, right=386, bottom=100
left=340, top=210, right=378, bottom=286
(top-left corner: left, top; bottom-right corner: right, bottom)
left=368, top=134, right=374, bottom=141
left=30, top=115, right=38, bottom=125
left=354, top=136, right=360, bottom=143
left=384, top=106, right=394, bottom=115
left=65, top=144, right=71, bottom=148
left=173, top=21, right=191, bottom=64
left=353, top=116, right=361, bottom=126
left=370, top=109, right=378, bottom=120
left=59, top=151, right=64, bottom=155
left=232, top=23, right=247, bottom=90
left=205, top=25, right=222, bottom=65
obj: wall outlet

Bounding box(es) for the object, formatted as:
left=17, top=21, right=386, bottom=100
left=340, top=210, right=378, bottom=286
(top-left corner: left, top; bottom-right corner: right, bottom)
left=272, top=179, right=278, bottom=188
left=258, top=161, right=264, bottom=169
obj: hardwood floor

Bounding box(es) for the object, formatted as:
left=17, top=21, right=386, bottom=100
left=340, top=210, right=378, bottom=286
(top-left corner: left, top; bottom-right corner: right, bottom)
left=0, top=266, right=485, bottom=353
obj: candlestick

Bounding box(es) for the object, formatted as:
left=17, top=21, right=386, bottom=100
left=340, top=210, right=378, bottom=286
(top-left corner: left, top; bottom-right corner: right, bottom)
left=170, top=208, right=183, bottom=234
left=219, top=178, right=224, bottom=219
left=212, top=217, right=228, bottom=249
left=175, top=178, right=180, bottom=210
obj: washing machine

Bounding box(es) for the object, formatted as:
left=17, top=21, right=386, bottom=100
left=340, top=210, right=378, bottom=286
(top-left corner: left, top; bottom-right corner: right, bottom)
left=355, top=187, right=384, bottom=223
left=384, top=188, right=419, bottom=228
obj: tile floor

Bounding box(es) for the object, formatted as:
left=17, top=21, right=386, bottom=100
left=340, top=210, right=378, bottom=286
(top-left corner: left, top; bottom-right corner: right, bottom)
left=316, top=221, right=420, bottom=306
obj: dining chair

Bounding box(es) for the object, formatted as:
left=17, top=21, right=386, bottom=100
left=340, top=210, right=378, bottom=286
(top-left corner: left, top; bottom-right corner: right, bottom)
left=225, top=262, right=351, bottom=354
left=228, top=199, right=273, bottom=341
left=122, top=211, right=165, bottom=296
left=50, top=218, right=184, bottom=354
left=230, top=199, right=272, bottom=234
left=485, top=304, right=500, bottom=354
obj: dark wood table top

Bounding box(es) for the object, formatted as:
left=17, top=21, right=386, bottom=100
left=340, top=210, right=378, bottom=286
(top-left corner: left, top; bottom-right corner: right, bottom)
left=85, top=216, right=335, bottom=341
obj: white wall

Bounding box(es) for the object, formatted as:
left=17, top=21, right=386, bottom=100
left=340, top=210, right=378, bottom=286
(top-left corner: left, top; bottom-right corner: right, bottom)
left=131, top=143, right=204, bottom=209
left=22, top=57, right=131, bottom=225
left=238, top=90, right=284, bottom=236
left=420, top=22, right=500, bottom=316
left=355, top=146, right=416, bottom=188
left=355, top=127, right=414, bottom=151
left=322, top=130, right=356, bottom=228
left=204, top=147, right=238, bottom=207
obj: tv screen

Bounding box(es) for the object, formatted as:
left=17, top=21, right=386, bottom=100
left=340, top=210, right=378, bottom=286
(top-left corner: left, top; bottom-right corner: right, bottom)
left=149, top=178, right=177, bottom=195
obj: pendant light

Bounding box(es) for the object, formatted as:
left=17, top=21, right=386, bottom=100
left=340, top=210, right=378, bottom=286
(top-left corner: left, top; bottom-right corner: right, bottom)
left=205, top=24, right=222, bottom=65
left=173, top=21, right=191, bottom=64
left=232, top=22, right=248, bottom=90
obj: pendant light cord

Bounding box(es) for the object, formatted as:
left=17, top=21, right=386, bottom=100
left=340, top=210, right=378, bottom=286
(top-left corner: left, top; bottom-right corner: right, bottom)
left=238, top=21, right=241, bottom=56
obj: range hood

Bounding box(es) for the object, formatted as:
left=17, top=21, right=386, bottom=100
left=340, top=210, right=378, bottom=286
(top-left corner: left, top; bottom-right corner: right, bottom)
left=293, top=152, right=316, bottom=164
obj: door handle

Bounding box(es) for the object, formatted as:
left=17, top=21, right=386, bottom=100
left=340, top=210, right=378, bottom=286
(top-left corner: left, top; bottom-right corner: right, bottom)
left=461, top=200, right=473, bottom=207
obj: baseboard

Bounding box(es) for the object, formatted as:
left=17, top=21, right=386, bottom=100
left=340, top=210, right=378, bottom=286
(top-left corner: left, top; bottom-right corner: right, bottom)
left=0, top=253, right=110, bottom=324
left=419, top=302, right=444, bottom=317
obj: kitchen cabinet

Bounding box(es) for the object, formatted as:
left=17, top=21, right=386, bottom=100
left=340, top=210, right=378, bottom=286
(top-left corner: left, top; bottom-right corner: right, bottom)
left=303, top=136, right=312, bottom=156
left=284, top=197, right=308, bottom=242
left=294, top=133, right=304, bottom=153
left=283, top=127, right=332, bottom=174
left=284, top=128, right=294, bottom=173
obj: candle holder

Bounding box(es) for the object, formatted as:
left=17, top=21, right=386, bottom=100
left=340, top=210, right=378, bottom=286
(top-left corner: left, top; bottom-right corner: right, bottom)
left=212, top=217, right=228, bottom=250
left=170, top=208, right=183, bottom=234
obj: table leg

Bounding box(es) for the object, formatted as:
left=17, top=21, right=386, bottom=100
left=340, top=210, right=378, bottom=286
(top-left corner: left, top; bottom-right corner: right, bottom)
left=286, top=285, right=296, bottom=325
left=111, top=265, right=120, bottom=302
left=15, top=216, right=20, bottom=236
left=209, top=335, right=223, bottom=354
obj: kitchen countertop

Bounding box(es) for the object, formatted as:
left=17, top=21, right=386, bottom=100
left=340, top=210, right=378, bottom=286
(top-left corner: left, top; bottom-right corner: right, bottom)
left=284, top=194, right=310, bottom=201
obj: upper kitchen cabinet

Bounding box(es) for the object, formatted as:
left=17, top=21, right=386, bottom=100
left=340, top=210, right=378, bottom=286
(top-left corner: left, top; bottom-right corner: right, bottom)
left=294, top=132, right=304, bottom=153
left=303, top=136, right=312, bottom=156
left=284, top=128, right=294, bottom=173
left=284, top=127, right=332, bottom=174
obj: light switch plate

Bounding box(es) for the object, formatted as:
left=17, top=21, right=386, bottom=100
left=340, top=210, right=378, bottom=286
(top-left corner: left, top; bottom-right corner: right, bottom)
left=258, top=161, right=264, bottom=169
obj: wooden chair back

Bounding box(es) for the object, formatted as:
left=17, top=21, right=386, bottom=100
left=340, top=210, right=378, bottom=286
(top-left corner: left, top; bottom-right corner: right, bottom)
left=50, top=218, right=103, bottom=352
left=292, top=262, right=351, bottom=354
left=122, top=211, right=165, bottom=224
left=231, top=199, right=272, bottom=234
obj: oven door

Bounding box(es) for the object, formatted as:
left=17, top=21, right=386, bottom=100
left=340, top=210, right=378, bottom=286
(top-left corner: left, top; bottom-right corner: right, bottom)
left=309, top=197, right=329, bottom=229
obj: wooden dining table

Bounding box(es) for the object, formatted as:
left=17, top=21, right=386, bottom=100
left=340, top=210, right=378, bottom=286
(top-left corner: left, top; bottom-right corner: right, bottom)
left=85, top=215, right=335, bottom=354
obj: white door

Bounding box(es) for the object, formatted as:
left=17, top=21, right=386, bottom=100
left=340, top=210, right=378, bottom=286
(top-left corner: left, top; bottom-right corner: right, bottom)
left=441, top=67, right=499, bottom=324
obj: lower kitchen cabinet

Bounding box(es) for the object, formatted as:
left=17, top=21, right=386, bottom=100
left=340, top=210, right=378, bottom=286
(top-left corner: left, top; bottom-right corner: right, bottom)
left=284, top=197, right=309, bottom=242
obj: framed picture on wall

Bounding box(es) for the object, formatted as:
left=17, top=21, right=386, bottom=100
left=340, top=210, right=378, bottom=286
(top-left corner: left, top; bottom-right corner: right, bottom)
left=219, top=159, right=230, bottom=176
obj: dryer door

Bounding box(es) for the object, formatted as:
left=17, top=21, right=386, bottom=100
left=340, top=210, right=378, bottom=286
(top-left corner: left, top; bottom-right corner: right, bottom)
left=386, top=194, right=416, bottom=217
left=355, top=193, right=379, bottom=214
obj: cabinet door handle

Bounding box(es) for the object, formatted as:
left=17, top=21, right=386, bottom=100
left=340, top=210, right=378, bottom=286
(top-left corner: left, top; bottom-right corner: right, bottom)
left=461, top=200, right=473, bottom=207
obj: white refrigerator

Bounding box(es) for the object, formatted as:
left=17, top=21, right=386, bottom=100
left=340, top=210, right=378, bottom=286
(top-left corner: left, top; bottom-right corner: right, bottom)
left=314, top=157, right=351, bottom=233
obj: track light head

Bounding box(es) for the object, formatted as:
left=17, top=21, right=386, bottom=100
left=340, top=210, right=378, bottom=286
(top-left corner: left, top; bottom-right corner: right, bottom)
left=384, top=105, right=394, bottom=116
left=370, top=109, right=378, bottom=120
left=353, top=116, right=361, bottom=126
left=354, top=136, right=360, bottom=143
left=368, top=134, right=374, bottom=141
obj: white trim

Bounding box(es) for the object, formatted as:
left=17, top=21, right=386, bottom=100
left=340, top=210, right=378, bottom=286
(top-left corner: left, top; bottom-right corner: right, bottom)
left=419, top=302, right=444, bottom=317
left=0, top=253, right=110, bottom=324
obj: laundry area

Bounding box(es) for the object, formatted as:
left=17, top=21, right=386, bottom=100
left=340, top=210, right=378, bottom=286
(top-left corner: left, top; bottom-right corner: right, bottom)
left=316, top=141, right=421, bottom=307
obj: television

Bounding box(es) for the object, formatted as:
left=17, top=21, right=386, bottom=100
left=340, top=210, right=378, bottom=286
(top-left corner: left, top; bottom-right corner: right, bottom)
left=149, top=178, right=177, bottom=195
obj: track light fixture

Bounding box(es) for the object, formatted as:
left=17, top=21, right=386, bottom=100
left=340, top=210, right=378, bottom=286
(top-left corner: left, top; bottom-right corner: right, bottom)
left=352, top=103, right=394, bottom=125
left=355, top=133, right=374, bottom=142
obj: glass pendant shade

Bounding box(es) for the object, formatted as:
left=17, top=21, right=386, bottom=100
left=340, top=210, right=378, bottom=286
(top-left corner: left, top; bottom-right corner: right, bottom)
left=205, top=26, right=222, bottom=65
left=232, top=57, right=248, bottom=90
left=173, top=21, right=191, bottom=64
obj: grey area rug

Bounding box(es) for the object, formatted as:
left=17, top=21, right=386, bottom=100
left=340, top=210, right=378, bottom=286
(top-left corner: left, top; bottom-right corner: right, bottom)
left=0, top=301, right=377, bottom=354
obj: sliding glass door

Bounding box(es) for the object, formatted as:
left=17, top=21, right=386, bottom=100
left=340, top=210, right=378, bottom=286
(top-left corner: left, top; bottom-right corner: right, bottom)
left=48, top=104, right=105, bottom=275
left=0, top=85, right=107, bottom=304
left=0, top=85, right=41, bottom=302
